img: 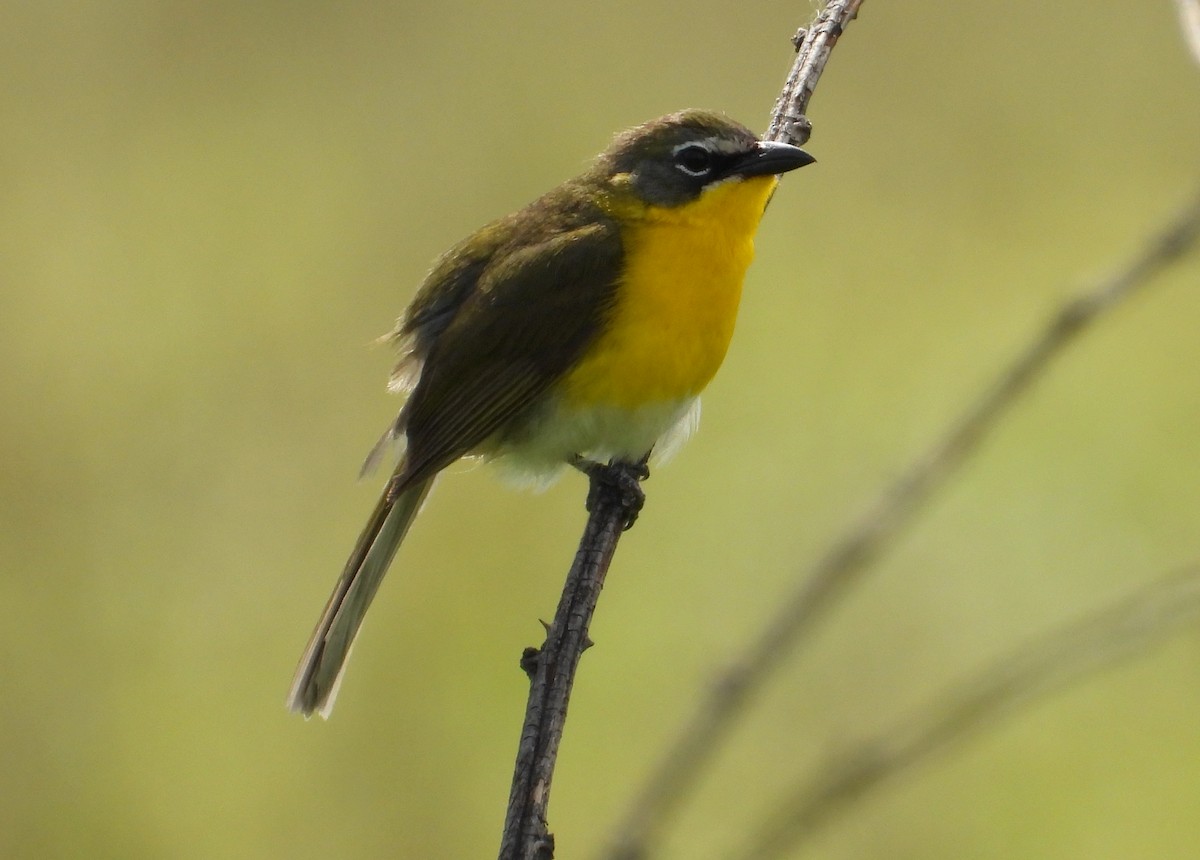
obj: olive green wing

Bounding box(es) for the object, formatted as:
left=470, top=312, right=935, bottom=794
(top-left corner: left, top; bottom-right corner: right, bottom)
left=397, top=220, right=623, bottom=488
left=359, top=239, right=499, bottom=477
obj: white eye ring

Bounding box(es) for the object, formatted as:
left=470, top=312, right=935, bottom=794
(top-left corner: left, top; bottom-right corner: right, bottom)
left=673, top=143, right=714, bottom=177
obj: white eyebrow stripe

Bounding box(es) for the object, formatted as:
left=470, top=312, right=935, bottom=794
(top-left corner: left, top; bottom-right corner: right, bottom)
left=671, top=136, right=748, bottom=156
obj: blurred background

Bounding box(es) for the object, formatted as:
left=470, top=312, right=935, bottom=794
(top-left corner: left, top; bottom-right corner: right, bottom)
left=3, top=1, right=1200, bottom=857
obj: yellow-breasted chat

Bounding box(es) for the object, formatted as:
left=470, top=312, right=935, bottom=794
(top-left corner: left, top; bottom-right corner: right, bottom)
left=288, top=109, right=814, bottom=718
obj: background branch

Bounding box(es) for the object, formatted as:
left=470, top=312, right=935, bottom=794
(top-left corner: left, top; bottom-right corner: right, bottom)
left=735, top=563, right=1200, bottom=859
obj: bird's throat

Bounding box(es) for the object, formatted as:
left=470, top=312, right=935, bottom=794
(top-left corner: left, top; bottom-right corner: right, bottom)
left=563, top=175, right=778, bottom=408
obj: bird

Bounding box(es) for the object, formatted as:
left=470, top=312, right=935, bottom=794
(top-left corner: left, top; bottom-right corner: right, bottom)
left=287, top=109, right=814, bottom=718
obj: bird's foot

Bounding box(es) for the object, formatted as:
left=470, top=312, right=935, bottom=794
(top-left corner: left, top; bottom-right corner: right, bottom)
left=570, top=454, right=651, bottom=530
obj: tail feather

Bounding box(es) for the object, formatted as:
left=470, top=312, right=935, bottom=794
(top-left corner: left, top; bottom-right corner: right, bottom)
left=287, top=471, right=435, bottom=718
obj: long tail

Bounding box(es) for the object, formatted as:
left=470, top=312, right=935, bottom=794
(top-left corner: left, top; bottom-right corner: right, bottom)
left=287, top=470, right=435, bottom=718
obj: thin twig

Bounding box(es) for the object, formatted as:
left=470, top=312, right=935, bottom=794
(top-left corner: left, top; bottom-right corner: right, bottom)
left=735, top=563, right=1200, bottom=859
left=500, top=460, right=647, bottom=860
left=766, top=0, right=865, bottom=147
left=604, top=189, right=1200, bottom=860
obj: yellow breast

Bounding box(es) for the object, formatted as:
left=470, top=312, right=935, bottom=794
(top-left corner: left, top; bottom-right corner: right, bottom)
left=562, top=174, right=778, bottom=408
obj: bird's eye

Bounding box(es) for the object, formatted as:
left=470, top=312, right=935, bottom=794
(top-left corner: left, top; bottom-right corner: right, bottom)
left=674, top=144, right=714, bottom=177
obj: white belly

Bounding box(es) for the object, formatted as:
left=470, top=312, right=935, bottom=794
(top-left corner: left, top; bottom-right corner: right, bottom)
left=493, top=396, right=701, bottom=487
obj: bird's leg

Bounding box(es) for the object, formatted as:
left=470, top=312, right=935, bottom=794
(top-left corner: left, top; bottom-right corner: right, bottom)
left=570, top=453, right=651, bottom=530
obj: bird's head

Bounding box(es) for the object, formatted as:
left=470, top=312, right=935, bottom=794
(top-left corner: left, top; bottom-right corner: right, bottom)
left=591, top=109, right=814, bottom=208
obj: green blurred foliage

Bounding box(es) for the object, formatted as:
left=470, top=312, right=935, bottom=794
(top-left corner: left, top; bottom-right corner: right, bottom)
left=2, top=1, right=1199, bottom=858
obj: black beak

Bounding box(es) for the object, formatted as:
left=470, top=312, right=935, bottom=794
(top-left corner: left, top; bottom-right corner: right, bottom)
left=728, top=140, right=815, bottom=179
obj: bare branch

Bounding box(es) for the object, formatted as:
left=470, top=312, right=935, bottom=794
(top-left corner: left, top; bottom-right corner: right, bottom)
left=604, top=184, right=1200, bottom=860
left=766, top=0, right=865, bottom=146
left=735, top=564, right=1200, bottom=859
left=500, top=460, right=648, bottom=860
